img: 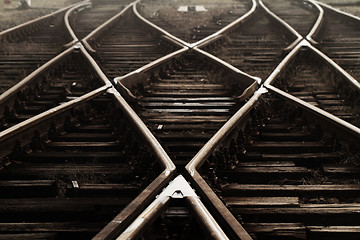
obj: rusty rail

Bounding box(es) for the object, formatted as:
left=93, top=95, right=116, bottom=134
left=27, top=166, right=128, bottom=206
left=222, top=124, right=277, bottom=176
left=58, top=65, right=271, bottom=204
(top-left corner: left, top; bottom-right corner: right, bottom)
left=259, top=0, right=302, bottom=51
left=0, top=43, right=113, bottom=120
left=64, top=1, right=92, bottom=46
left=114, top=46, right=259, bottom=103
left=306, top=0, right=324, bottom=44
left=133, top=1, right=191, bottom=48
left=93, top=65, right=177, bottom=239
left=264, top=39, right=360, bottom=93
left=93, top=89, right=176, bottom=240
left=117, top=175, right=228, bottom=240
left=82, top=1, right=136, bottom=52
left=267, top=85, right=360, bottom=138
left=263, top=39, right=360, bottom=139
left=185, top=89, right=267, bottom=240
left=314, top=0, right=360, bottom=22
left=0, top=46, right=75, bottom=120
left=0, top=1, right=88, bottom=42
left=193, top=47, right=261, bottom=84
left=192, top=0, right=257, bottom=49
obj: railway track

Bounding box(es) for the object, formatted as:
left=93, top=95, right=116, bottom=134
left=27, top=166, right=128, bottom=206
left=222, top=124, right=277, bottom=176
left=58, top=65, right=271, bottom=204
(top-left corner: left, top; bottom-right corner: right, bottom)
left=0, top=5, right=79, bottom=94
left=139, top=0, right=251, bottom=43
left=196, top=92, right=360, bottom=239
left=202, top=3, right=293, bottom=81
left=83, top=4, right=179, bottom=79
left=70, top=0, right=133, bottom=39
left=317, top=1, right=360, bottom=14
left=272, top=44, right=360, bottom=128
left=262, top=0, right=318, bottom=36
left=314, top=1, right=360, bottom=81
left=0, top=92, right=165, bottom=239
left=121, top=52, right=257, bottom=167
left=0, top=47, right=104, bottom=131
left=1, top=0, right=360, bottom=239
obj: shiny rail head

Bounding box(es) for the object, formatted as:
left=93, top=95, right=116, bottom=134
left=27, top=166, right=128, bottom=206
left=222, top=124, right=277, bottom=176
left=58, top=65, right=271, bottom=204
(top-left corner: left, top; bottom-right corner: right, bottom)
left=305, top=0, right=324, bottom=44
left=117, top=175, right=229, bottom=240
left=264, top=39, right=360, bottom=92
left=184, top=82, right=358, bottom=239
left=194, top=47, right=261, bottom=85
left=263, top=39, right=308, bottom=87
left=187, top=82, right=360, bottom=175
left=113, top=47, right=187, bottom=91
left=64, top=1, right=92, bottom=45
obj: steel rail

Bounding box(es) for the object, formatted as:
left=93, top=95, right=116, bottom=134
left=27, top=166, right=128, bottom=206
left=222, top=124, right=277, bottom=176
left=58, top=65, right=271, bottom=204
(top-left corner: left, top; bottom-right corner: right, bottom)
left=0, top=39, right=176, bottom=239
left=186, top=86, right=266, bottom=176
left=78, top=43, right=113, bottom=87
left=194, top=47, right=261, bottom=85
left=160, top=34, right=188, bottom=49
left=263, top=39, right=360, bottom=138
left=266, top=85, right=360, bottom=138
left=191, top=0, right=257, bottom=49
left=94, top=89, right=176, bottom=240
left=0, top=41, right=114, bottom=146
left=0, top=46, right=75, bottom=121
left=264, top=39, right=360, bottom=94
left=0, top=46, right=74, bottom=106
left=117, top=175, right=228, bottom=240
left=114, top=46, right=260, bottom=103
left=0, top=84, right=176, bottom=240
left=64, top=1, right=92, bottom=47
left=193, top=47, right=260, bottom=99
left=264, top=39, right=360, bottom=104
left=308, top=41, right=360, bottom=92
left=259, top=0, right=302, bottom=51
left=306, top=0, right=324, bottom=44
left=0, top=43, right=114, bottom=121
left=314, top=0, right=360, bottom=22
left=78, top=42, right=177, bottom=240
left=82, top=1, right=136, bottom=53
left=185, top=89, right=267, bottom=240
left=108, top=89, right=175, bottom=172
left=0, top=1, right=89, bottom=41
left=0, top=85, right=110, bottom=158
left=132, top=1, right=191, bottom=48
left=114, top=47, right=188, bottom=100
left=263, top=39, right=307, bottom=87
left=80, top=38, right=176, bottom=184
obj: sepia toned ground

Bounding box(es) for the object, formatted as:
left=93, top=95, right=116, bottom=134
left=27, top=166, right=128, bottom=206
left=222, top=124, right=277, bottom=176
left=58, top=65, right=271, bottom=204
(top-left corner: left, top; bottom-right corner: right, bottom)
left=0, top=0, right=79, bottom=31
left=140, top=0, right=247, bottom=41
